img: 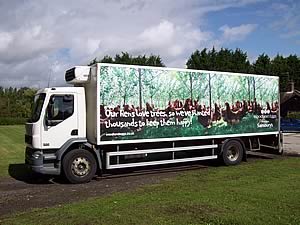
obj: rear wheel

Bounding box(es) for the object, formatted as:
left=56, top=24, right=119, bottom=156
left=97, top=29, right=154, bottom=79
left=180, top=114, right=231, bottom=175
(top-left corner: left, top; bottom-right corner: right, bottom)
left=62, top=149, right=97, bottom=184
left=221, top=140, right=243, bottom=166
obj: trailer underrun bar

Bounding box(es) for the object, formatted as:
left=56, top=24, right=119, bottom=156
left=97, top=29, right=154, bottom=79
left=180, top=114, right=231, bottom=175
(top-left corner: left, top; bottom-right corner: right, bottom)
left=106, top=144, right=218, bottom=169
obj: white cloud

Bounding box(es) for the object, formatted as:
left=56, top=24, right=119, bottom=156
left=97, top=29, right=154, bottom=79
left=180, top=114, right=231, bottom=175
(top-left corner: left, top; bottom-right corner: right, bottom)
left=139, top=20, right=175, bottom=48
left=0, top=0, right=264, bottom=87
left=271, top=2, right=290, bottom=11
left=219, top=24, right=258, bottom=42
left=0, top=25, right=56, bottom=64
left=135, top=20, right=212, bottom=66
left=270, top=1, right=300, bottom=39
left=0, top=32, right=13, bottom=51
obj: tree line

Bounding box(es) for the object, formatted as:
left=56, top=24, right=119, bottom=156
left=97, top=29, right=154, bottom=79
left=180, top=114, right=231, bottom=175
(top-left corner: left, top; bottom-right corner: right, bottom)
left=1, top=48, right=299, bottom=124
left=0, top=87, right=36, bottom=124
left=186, top=48, right=299, bottom=92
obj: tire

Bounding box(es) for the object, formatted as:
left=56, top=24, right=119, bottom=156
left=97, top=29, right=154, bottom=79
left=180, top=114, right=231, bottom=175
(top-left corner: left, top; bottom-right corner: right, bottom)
left=62, top=149, right=97, bottom=184
left=221, top=140, right=243, bottom=166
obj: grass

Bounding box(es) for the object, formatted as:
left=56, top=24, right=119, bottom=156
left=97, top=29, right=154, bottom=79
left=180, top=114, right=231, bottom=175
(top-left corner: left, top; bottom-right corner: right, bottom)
left=1, top=158, right=300, bottom=225
left=0, top=125, right=25, bottom=177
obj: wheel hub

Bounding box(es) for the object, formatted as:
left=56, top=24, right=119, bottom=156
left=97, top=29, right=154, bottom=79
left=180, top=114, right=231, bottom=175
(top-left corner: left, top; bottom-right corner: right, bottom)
left=227, top=146, right=239, bottom=162
left=71, top=157, right=91, bottom=177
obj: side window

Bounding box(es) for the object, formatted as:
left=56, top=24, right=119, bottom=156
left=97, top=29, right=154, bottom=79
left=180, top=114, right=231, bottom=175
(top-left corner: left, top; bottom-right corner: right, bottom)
left=46, top=95, right=74, bottom=126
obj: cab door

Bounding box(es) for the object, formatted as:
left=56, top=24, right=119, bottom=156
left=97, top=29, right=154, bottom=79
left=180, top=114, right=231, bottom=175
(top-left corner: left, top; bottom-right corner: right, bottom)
left=41, top=94, right=78, bottom=149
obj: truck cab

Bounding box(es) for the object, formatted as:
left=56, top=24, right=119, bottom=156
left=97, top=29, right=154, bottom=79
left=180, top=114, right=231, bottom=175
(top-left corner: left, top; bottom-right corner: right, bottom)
left=25, top=87, right=86, bottom=175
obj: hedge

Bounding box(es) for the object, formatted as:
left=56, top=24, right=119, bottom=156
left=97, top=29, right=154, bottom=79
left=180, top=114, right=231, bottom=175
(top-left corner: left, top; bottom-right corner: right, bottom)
left=287, top=111, right=300, bottom=119
left=0, top=117, right=27, bottom=125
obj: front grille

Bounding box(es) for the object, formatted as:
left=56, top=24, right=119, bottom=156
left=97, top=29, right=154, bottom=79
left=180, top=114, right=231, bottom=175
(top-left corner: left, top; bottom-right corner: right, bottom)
left=25, top=134, right=32, bottom=145
left=43, top=149, right=57, bottom=154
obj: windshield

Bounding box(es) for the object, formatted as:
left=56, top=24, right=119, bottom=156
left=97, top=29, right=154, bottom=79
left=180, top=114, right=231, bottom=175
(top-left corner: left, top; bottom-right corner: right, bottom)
left=28, top=93, right=46, bottom=123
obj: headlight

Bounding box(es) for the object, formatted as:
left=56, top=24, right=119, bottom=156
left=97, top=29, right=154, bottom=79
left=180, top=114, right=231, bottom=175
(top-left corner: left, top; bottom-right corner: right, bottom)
left=32, top=152, right=42, bottom=159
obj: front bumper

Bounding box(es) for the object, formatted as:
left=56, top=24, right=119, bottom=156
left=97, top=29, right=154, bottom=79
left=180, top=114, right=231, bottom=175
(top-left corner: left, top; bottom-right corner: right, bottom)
left=25, top=147, right=61, bottom=175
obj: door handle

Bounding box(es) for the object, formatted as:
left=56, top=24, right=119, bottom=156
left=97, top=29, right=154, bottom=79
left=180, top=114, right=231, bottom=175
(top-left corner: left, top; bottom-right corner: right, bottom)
left=71, top=129, right=78, bottom=136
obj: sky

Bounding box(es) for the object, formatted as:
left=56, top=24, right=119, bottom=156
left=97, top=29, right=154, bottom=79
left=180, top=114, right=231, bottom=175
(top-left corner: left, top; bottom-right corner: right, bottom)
left=0, top=0, right=299, bottom=88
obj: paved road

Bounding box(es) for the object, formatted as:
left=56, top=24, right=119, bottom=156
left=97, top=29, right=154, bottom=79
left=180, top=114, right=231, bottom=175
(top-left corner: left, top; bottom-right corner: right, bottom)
left=283, top=133, right=300, bottom=156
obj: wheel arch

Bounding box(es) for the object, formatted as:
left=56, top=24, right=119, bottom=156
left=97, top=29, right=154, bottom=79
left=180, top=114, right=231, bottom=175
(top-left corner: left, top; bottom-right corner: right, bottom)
left=56, top=138, right=102, bottom=173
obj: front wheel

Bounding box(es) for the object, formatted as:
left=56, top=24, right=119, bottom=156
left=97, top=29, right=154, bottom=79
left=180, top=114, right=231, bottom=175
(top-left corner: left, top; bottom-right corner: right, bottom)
left=62, top=149, right=97, bottom=184
left=221, top=140, right=243, bottom=166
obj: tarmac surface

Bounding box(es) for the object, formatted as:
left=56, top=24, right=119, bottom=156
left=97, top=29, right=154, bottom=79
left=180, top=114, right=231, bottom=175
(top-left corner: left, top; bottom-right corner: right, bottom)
left=283, top=133, right=300, bottom=156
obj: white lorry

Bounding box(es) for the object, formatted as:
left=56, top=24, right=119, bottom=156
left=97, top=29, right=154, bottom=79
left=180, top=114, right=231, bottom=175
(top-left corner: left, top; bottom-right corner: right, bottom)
left=25, top=63, right=282, bottom=183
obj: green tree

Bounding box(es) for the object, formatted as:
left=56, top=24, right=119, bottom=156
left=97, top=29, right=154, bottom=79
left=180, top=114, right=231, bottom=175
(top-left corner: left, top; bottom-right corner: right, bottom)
left=215, top=48, right=233, bottom=71
left=270, top=54, right=289, bottom=91
left=231, top=48, right=251, bottom=73
left=252, top=53, right=272, bottom=75
left=186, top=49, right=210, bottom=70
left=0, top=87, right=37, bottom=124
left=90, top=52, right=164, bottom=67
left=286, top=54, right=300, bottom=90
left=187, top=48, right=251, bottom=74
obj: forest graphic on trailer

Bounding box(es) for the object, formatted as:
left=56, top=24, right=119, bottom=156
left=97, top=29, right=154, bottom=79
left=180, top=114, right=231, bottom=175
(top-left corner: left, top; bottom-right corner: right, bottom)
left=99, top=65, right=279, bottom=141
